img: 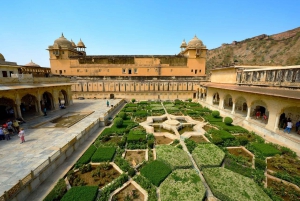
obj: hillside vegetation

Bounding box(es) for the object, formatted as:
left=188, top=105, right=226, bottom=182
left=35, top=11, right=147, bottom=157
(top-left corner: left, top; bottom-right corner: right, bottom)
left=206, top=27, right=300, bottom=72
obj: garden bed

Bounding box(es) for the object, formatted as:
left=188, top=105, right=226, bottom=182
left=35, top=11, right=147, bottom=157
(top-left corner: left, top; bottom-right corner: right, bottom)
left=152, top=125, right=175, bottom=134
left=178, top=125, right=195, bottom=134
left=125, top=150, right=146, bottom=167
left=155, top=136, right=173, bottom=144
left=69, top=164, right=120, bottom=188
left=203, top=167, right=272, bottom=201
left=112, top=183, right=144, bottom=201
left=160, top=169, right=206, bottom=201
left=156, top=145, right=193, bottom=170
left=192, top=143, right=225, bottom=169
left=227, top=147, right=253, bottom=163
left=189, top=135, right=208, bottom=143
left=267, top=175, right=300, bottom=201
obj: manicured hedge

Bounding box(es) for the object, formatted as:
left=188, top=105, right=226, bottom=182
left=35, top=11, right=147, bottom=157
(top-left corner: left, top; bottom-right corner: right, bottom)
left=204, top=115, right=223, bottom=122
left=127, top=129, right=147, bottom=142
left=43, top=179, right=67, bottom=201
left=140, top=160, right=172, bottom=186
left=61, top=186, right=98, bottom=201
left=212, top=122, right=248, bottom=133
left=75, top=145, right=97, bottom=167
left=250, top=143, right=281, bottom=157
left=98, top=174, right=128, bottom=201
left=134, top=110, right=148, bottom=117
left=133, top=175, right=157, bottom=201
left=209, top=129, right=235, bottom=141
left=91, top=146, right=116, bottom=162
left=125, top=103, right=137, bottom=108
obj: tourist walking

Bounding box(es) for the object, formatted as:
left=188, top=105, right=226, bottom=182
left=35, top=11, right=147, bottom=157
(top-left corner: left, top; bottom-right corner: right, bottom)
left=18, top=128, right=25, bottom=143
left=0, top=127, right=5, bottom=141
left=295, top=120, right=300, bottom=132
left=13, top=119, right=20, bottom=134
left=7, top=120, right=13, bottom=135
left=284, top=120, right=293, bottom=134
left=3, top=127, right=10, bottom=140
left=107, top=100, right=109, bottom=107
left=43, top=107, right=47, bottom=116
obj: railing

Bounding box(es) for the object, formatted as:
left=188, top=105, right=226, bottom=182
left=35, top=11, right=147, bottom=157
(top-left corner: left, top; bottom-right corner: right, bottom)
left=0, top=99, right=125, bottom=201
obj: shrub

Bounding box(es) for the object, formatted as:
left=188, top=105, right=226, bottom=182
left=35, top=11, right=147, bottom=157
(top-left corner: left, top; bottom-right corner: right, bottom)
left=128, top=167, right=136, bottom=177
left=184, top=138, right=197, bottom=153
left=114, top=157, right=130, bottom=172
left=147, top=139, right=154, bottom=148
left=224, top=117, right=233, bottom=125
left=134, top=110, right=148, bottom=117
left=43, top=179, right=67, bottom=201
left=132, top=98, right=136, bottom=103
left=114, top=117, right=123, bottom=128
left=212, top=122, right=248, bottom=133
left=209, top=129, right=235, bottom=141
left=204, top=115, right=223, bottom=122
left=255, top=158, right=266, bottom=170
left=188, top=98, right=192, bottom=102
left=91, top=146, right=116, bottom=162
left=140, top=160, right=171, bottom=186
left=212, top=110, right=220, bottom=118
left=133, top=175, right=157, bottom=201
left=75, top=145, right=97, bottom=168
left=118, top=112, right=127, bottom=120
left=61, top=186, right=98, bottom=201
left=237, top=136, right=249, bottom=146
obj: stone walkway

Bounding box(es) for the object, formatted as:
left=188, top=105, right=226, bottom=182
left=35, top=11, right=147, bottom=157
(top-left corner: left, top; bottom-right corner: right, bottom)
left=0, top=99, right=121, bottom=196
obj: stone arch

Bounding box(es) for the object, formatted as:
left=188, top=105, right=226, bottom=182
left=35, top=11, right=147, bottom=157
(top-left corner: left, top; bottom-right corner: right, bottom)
left=250, top=99, right=269, bottom=122
left=235, top=96, right=247, bottom=114
left=278, top=106, right=300, bottom=131
left=59, top=89, right=69, bottom=106
left=42, top=92, right=54, bottom=110
left=212, top=92, right=220, bottom=105
left=21, top=94, right=39, bottom=117
left=223, top=94, right=233, bottom=110
left=0, top=97, right=16, bottom=123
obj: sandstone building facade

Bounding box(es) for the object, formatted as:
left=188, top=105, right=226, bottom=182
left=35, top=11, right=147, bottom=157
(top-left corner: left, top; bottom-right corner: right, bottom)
left=47, top=34, right=207, bottom=100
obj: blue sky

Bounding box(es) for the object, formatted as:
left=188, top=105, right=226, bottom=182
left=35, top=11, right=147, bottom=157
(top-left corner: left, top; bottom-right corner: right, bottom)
left=1, top=0, right=299, bottom=67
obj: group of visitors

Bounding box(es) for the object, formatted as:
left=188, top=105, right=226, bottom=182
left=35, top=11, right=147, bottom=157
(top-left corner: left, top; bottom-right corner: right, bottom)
left=0, top=119, right=26, bottom=143
left=254, top=110, right=268, bottom=123
left=279, top=113, right=300, bottom=134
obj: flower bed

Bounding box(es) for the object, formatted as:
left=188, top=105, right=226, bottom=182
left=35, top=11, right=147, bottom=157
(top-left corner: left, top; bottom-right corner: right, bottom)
left=156, top=145, right=193, bottom=169
left=140, top=160, right=171, bottom=186
left=61, top=186, right=98, bottom=201
left=203, top=167, right=272, bottom=201
left=192, top=143, right=225, bottom=169
left=91, top=147, right=116, bottom=162
left=160, top=169, right=205, bottom=201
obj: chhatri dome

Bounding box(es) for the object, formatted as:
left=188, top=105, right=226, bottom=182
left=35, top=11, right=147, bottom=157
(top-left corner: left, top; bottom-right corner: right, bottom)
left=0, top=53, right=5, bottom=61
left=53, top=33, right=74, bottom=49
left=70, top=39, right=77, bottom=48
left=25, top=60, right=40, bottom=67
left=187, top=35, right=205, bottom=48
left=180, top=39, right=187, bottom=48
left=77, top=39, right=86, bottom=48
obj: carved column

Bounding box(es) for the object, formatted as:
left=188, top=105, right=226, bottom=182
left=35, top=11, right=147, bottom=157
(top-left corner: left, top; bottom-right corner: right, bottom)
left=15, top=96, right=23, bottom=119
left=36, top=92, right=43, bottom=115
left=273, top=114, right=280, bottom=132
left=52, top=90, right=60, bottom=110
left=231, top=102, right=236, bottom=114
left=246, top=106, right=251, bottom=120
left=219, top=98, right=224, bottom=110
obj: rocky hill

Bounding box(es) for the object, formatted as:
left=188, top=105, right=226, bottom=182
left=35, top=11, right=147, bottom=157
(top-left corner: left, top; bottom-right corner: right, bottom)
left=206, top=27, right=300, bottom=72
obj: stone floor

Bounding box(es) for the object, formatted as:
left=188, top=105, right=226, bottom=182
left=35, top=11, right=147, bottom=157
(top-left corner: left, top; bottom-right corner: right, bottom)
left=0, top=99, right=121, bottom=196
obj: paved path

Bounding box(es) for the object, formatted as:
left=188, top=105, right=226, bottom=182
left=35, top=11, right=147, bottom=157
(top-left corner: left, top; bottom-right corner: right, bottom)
left=0, top=99, right=121, bottom=196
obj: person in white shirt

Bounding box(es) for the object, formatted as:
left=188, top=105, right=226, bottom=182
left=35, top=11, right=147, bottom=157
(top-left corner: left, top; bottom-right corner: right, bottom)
left=284, top=120, right=293, bottom=134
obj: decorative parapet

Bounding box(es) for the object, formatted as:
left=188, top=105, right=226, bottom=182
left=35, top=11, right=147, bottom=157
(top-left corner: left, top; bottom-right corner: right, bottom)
left=237, top=66, right=300, bottom=87
left=0, top=75, right=70, bottom=84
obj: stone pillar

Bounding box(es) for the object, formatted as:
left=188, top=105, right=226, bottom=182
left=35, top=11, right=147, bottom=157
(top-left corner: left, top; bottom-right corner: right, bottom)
left=246, top=106, right=251, bottom=120
left=13, top=105, right=18, bottom=118
left=52, top=90, right=60, bottom=110
left=15, top=98, right=23, bottom=119
left=231, top=102, right=236, bottom=114
left=273, top=114, right=280, bottom=132
left=36, top=97, right=43, bottom=115
left=219, top=99, right=224, bottom=110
